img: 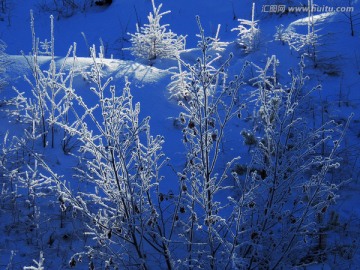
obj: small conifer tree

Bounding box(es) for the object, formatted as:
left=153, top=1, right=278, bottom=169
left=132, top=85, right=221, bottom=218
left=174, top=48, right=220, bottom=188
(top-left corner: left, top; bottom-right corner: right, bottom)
left=232, top=3, right=260, bottom=53
left=128, top=0, right=186, bottom=61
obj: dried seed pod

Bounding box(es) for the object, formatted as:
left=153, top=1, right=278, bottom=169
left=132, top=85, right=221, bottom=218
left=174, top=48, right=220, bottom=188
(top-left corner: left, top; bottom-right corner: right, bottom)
left=211, top=133, right=217, bottom=141
left=69, top=258, right=76, bottom=267
left=251, top=232, right=259, bottom=240
left=188, top=120, right=195, bottom=129
left=248, top=201, right=255, bottom=208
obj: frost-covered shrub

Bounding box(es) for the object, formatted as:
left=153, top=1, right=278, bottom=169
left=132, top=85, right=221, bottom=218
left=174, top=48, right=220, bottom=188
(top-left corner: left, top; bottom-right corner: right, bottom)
left=171, top=16, right=249, bottom=269
left=0, top=130, right=58, bottom=269
left=274, top=0, right=319, bottom=63
left=232, top=3, right=260, bottom=53
left=10, top=11, right=76, bottom=149
left=235, top=55, right=351, bottom=268
left=275, top=24, right=318, bottom=55
left=274, top=24, right=288, bottom=45
left=167, top=60, right=192, bottom=101
left=209, top=24, right=228, bottom=52
left=128, top=0, right=186, bottom=61
left=167, top=23, right=228, bottom=101
left=0, top=132, right=21, bottom=210
left=50, top=46, right=173, bottom=269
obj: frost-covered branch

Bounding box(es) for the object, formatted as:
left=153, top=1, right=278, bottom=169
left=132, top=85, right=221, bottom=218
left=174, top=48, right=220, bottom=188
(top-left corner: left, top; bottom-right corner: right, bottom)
left=170, top=16, right=249, bottom=269
left=52, top=46, right=172, bottom=269
left=236, top=55, right=351, bottom=269
left=9, top=11, right=77, bottom=149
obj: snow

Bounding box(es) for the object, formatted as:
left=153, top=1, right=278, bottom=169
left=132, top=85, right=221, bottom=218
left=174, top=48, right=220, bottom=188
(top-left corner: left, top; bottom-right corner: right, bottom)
left=289, top=12, right=335, bottom=26
left=75, top=56, right=169, bottom=83
left=0, top=0, right=360, bottom=269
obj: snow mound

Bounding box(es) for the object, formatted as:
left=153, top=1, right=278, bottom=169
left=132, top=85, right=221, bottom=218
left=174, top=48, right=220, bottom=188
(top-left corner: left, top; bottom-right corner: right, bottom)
left=289, top=12, right=335, bottom=27
left=8, top=55, right=169, bottom=86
